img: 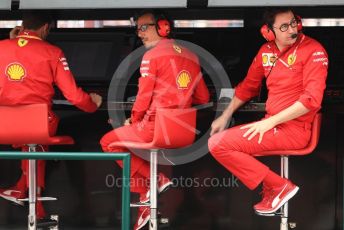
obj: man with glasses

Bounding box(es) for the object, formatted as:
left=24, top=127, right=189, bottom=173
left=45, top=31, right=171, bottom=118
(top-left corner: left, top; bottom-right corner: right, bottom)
left=100, top=10, right=209, bottom=230
left=208, top=7, right=328, bottom=214
left=0, top=11, right=102, bottom=219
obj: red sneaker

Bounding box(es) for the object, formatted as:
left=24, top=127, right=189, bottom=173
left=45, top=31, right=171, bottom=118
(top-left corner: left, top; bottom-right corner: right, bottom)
left=0, top=187, right=26, bottom=206
left=139, top=173, right=173, bottom=203
left=253, top=184, right=272, bottom=211
left=254, top=180, right=299, bottom=214
left=134, top=206, right=150, bottom=230
left=36, top=200, right=46, bottom=220
left=139, top=191, right=150, bottom=204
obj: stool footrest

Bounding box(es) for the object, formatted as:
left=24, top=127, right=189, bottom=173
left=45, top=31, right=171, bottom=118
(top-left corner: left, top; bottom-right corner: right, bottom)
left=18, top=197, right=58, bottom=202
left=255, top=211, right=284, bottom=217
left=37, top=215, right=58, bottom=228
left=130, top=202, right=150, bottom=207
left=160, top=217, right=169, bottom=224
left=36, top=219, right=58, bottom=228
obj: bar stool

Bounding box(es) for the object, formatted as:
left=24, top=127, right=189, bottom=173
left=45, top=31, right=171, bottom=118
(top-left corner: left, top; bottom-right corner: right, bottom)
left=109, top=108, right=197, bottom=230
left=0, top=104, right=74, bottom=230
left=256, top=113, right=322, bottom=230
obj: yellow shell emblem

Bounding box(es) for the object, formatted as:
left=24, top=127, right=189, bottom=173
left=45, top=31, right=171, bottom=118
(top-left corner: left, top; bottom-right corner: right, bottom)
left=6, top=63, right=26, bottom=81
left=173, top=44, right=182, bottom=54
left=177, top=71, right=191, bottom=89
left=18, top=38, right=28, bottom=47
left=262, top=55, right=268, bottom=65
left=287, top=54, right=297, bottom=66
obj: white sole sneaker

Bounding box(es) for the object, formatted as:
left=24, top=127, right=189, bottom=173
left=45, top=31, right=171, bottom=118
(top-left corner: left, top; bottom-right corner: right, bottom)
left=0, top=194, right=24, bottom=206
left=256, top=186, right=299, bottom=214
left=134, top=208, right=150, bottom=230
left=139, top=181, right=174, bottom=204
left=158, top=181, right=173, bottom=193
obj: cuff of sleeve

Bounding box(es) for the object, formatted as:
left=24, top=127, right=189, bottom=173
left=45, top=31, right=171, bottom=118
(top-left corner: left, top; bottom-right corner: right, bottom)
left=298, top=96, right=319, bottom=111
left=234, top=90, right=249, bottom=102
left=131, top=111, right=145, bottom=123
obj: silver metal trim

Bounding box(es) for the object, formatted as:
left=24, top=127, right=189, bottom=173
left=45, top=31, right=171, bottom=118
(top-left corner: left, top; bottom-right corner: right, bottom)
left=20, top=0, right=187, bottom=9
left=208, top=0, right=344, bottom=7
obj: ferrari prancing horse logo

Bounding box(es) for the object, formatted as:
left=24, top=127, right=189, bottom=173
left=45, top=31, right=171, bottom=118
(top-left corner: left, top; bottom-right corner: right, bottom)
left=18, top=38, right=28, bottom=47
left=287, top=54, right=297, bottom=66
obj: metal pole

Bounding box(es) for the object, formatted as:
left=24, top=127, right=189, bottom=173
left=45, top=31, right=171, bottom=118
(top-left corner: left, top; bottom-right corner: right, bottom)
left=280, top=156, right=289, bottom=230
left=122, top=154, right=131, bottom=230
left=28, top=145, right=37, bottom=230
left=149, top=150, right=158, bottom=230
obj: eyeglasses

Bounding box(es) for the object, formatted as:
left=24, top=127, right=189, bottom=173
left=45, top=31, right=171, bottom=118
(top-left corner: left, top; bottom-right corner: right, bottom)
left=274, top=19, right=298, bottom=32
left=136, top=23, right=155, bottom=33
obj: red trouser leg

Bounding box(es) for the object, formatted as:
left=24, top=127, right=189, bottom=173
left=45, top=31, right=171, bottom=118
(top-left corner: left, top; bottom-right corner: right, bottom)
left=21, top=111, right=59, bottom=190
left=208, top=121, right=310, bottom=190
left=100, top=121, right=154, bottom=194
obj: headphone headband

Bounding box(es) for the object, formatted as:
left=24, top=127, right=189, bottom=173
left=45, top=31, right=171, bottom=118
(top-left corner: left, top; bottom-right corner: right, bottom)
left=260, top=15, right=302, bottom=41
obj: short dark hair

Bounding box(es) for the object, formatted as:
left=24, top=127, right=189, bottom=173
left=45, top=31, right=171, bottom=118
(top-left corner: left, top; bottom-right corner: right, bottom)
left=263, top=7, right=295, bottom=29
left=135, top=9, right=170, bottom=24
left=22, top=11, right=54, bottom=30
left=136, top=10, right=156, bottom=23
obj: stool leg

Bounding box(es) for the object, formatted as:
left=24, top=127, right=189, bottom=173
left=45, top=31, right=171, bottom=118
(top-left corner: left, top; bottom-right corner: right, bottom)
left=28, top=145, right=37, bottom=230
left=149, top=149, right=158, bottom=230
left=280, top=156, right=289, bottom=230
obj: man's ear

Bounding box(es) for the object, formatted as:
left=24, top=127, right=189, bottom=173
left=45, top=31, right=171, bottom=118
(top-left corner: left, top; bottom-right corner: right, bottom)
left=40, top=23, right=50, bottom=38
left=43, top=23, right=50, bottom=32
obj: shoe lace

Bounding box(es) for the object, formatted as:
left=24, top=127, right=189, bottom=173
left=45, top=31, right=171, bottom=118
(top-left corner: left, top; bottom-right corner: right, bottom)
left=260, top=185, right=273, bottom=204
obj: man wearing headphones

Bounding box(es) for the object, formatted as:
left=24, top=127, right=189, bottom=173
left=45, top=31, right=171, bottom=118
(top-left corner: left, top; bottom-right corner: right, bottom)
left=208, top=7, right=328, bottom=214
left=100, top=10, right=209, bottom=230
left=0, top=12, right=102, bottom=219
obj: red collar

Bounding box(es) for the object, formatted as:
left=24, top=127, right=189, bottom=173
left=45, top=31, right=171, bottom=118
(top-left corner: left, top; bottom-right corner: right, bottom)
left=17, top=31, right=42, bottom=40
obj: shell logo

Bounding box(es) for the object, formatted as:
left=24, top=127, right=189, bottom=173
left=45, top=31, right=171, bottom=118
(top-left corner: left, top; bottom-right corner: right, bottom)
left=6, top=63, right=26, bottom=81
left=262, top=55, right=268, bottom=65
left=176, top=70, right=191, bottom=89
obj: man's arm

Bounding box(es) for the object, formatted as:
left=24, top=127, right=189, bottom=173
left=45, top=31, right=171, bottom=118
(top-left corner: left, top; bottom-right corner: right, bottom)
left=192, top=74, right=210, bottom=105
left=131, top=55, right=156, bottom=123
left=241, top=101, right=309, bottom=143
left=9, top=26, right=23, bottom=39
left=210, top=50, right=265, bottom=136
left=210, top=95, right=245, bottom=136
left=53, top=50, right=101, bottom=112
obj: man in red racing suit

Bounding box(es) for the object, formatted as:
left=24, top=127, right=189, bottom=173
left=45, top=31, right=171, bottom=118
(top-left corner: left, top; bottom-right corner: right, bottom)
left=208, top=8, right=328, bottom=216
left=0, top=12, right=102, bottom=219
left=100, top=11, right=209, bottom=230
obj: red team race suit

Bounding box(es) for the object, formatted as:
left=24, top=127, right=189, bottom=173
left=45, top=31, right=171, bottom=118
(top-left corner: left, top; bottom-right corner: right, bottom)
left=101, top=38, right=210, bottom=194
left=208, top=34, right=328, bottom=190
left=0, top=31, right=97, bottom=191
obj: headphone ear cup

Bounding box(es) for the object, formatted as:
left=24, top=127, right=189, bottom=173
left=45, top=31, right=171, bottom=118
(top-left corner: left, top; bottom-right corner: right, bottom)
left=260, top=24, right=275, bottom=41
left=295, top=15, right=303, bottom=32
left=156, top=19, right=170, bottom=37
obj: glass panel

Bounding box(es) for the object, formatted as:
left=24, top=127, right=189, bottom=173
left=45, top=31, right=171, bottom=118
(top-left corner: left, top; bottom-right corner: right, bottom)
left=0, top=21, right=22, bottom=28
left=174, top=20, right=244, bottom=28
left=302, top=18, right=344, bottom=27
left=57, top=20, right=132, bottom=28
